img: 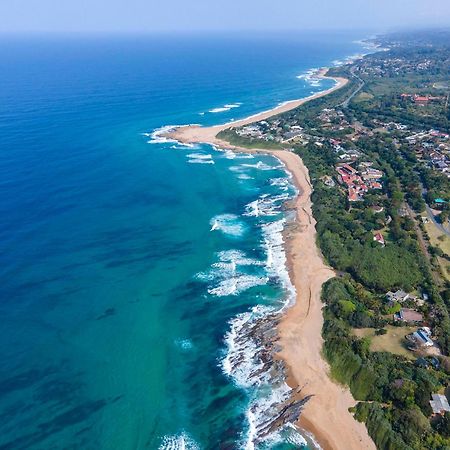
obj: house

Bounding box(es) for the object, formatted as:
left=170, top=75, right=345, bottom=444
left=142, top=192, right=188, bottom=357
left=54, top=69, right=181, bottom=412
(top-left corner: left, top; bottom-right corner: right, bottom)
left=321, top=176, right=335, bottom=187
left=395, top=308, right=423, bottom=323
left=430, top=394, right=450, bottom=416
left=337, top=163, right=357, bottom=175
left=386, top=290, right=410, bottom=303
left=361, top=168, right=383, bottom=180
left=414, top=96, right=430, bottom=104
left=369, top=181, right=383, bottom=190
left=409, top=329, right=434, bottom=347
left=373, top=232, right=385, bottom=246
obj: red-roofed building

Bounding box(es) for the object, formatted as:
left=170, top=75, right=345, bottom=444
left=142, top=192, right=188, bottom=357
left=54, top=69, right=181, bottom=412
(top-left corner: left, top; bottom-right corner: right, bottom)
left=370, top=181, right=383, bottom=190
left=339, top=163, right=357, bottom=175
left=373, top=232, right=385, bottom=246
left=414, top=95, right=430, bottom=104
left=348, top=187, right=360, bottom=202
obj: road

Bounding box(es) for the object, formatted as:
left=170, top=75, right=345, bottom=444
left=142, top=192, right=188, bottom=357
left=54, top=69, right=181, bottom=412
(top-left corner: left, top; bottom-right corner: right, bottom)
left=425, top=204, right=450, bottom=237
left=337, top=67, right=365, bottom=108
left=421, top=186, right=450, bottom=237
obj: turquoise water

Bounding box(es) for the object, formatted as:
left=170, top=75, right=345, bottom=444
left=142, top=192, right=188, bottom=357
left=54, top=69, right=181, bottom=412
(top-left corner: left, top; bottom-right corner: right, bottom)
left=0, top=33, right=366, bottom=449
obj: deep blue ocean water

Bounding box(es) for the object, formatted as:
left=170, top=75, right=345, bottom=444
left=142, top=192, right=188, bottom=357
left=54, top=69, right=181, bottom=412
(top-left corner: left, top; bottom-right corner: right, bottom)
left=0, top=32, right=366, bottom=449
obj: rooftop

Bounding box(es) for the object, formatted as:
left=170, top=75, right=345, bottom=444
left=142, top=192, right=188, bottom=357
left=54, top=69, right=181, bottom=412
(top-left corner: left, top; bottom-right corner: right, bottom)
left=430, top=394, right=450, bottom=415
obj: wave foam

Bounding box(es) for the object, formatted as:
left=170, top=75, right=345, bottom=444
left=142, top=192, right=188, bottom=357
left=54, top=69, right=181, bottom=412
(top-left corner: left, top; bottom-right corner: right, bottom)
left=159, top=432, right=200, bottom=450
left=241, top=161, right=275, bottom=171
left=220, top=186, right=300, bottom=447
left=243, top=193, right=289, bottom=218
left=144, top=125, right=180, bottom=144
left=209, top=214, right=246, bottom=237
left=208, top=102, right=242, bottom=113
left=186, top=153, right=212, bottom=160
left=196, top=249, right=266, bottom=297
left=145, top=125, right=200, bottom=145
left=297, top=68, right=323, bottom=88
left=187, top=158, right=214, bottom=165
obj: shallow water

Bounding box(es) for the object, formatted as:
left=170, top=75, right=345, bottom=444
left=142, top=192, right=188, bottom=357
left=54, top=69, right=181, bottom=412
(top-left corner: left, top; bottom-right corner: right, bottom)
left=0, top=32, right=367, bottom=449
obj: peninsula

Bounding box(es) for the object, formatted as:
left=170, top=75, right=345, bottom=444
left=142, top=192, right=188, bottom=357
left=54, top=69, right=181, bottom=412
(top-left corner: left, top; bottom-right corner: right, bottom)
left=165, top=70, right=377, bottom=449
left=166, top=30, right=450, bottom=450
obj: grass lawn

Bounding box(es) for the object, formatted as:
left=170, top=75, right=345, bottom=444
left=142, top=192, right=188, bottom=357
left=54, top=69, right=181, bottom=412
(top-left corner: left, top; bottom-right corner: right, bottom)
left=353, top=325, right=417, bottom=360
left=354, top=92, right=374, bottom=103
left=424, top=221, right=450, bottom=281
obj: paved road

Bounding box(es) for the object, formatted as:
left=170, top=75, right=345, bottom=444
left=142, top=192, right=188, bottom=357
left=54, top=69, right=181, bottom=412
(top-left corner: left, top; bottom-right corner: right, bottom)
left=421, top=186, right=450, bottom=237
left=338, top=67, right=365, bottom=108
left=425, top=204, right=450, bottom=237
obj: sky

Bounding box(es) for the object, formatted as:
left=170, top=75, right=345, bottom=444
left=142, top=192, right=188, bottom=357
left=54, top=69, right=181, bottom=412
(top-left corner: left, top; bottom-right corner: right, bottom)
left=0, top=0, right=449, bottom=33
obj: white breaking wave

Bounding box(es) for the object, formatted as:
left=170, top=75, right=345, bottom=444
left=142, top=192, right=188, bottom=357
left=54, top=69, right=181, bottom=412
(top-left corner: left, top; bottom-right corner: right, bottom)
left=187, top=152, right=215, bottom=164
left=144, top=125, right=180, bottom=144
left=186, top=153, right=212, bottom=160
left=262, top=219, right=296, bottom=309
left=270, top=177, right=290, bottom=191
left=297, top=68, right=323, bottom=88
left=235, top=153, right=255, bottom=159
left=222, top=149, right=236, bottom=159
left=196, top=249, right=266, bottom=297
left=159, top=432, right=200, bottom=450
left=208, top=275, right=268, bottom=297
left=222, top=304, right=274, bottom=386
left=208, top=102, right=242, bottom=113
left=220, top=183, right=300, bottom=448
left=187, top=159, right=215, bottom=164
left=241, top=161, right=275, bottom=171
left=243, top=193, right=289, bottom=218
left=144, top=125, right=200, bottom=145
left=209, top=214, right=246, bottom=237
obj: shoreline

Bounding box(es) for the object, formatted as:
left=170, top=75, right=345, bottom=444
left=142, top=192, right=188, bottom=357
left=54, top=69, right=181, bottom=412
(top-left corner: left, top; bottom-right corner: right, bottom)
left=162, top=70, right=376, bottom=449
left=164, top=69, right=348, bottom=147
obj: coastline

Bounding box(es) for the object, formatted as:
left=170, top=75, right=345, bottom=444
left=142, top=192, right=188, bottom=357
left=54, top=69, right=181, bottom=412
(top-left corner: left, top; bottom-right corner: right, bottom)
left=162, top=70, right=376, bottom=449
left=164, top=69, right=348, bottom=147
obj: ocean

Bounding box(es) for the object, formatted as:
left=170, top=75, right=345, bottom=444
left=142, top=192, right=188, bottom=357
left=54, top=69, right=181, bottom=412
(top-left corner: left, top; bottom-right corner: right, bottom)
left=0, top=32, right=367, bottom=449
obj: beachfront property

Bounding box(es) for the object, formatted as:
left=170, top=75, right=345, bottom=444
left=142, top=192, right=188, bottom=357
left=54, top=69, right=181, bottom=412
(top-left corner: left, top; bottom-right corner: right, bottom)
left=430, top=394, right=450, bottom=416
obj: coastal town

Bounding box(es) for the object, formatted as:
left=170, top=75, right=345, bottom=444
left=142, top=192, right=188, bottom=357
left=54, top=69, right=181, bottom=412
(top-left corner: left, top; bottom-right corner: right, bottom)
left=216, top=30, right=450, bottom=450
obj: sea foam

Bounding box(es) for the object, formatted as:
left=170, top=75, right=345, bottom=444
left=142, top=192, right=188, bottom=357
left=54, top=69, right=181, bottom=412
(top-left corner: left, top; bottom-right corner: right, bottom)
left=196, top=249, right=266, bottom=297
left=159, top=432, right=200, bottom=450
left=208, top=102, right=242, bottom=113
left=220, top=170, right=301, bottom=448
left=209, top=214, right=246, bottom=237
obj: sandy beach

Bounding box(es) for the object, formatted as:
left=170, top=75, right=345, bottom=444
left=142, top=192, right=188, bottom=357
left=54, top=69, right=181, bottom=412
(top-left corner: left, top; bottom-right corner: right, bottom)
left=165, top=69, right=348, bottom=147
left=163, top=71, right=375, bottom=450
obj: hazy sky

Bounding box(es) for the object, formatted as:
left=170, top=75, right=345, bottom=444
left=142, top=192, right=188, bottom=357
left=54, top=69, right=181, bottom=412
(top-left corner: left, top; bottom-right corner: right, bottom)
left=1, top=0, right=449, bottom=33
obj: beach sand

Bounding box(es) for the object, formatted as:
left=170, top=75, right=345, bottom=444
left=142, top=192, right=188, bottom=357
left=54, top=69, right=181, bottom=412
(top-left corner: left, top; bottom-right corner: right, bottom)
left=163, top=71, right=375, bottom=450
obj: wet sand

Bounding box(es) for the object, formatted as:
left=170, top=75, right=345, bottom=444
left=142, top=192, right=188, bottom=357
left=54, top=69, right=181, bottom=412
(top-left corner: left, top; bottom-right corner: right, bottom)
left=162, top=71, right=375, bottom=450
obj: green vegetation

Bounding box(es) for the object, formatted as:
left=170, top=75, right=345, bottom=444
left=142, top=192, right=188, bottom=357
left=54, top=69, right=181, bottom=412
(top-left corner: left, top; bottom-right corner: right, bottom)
left=354, top=326, right=416, bottom=359
left=220, top=30, right=450, bottom=449
left=217, top=129, right=284, bottom=149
